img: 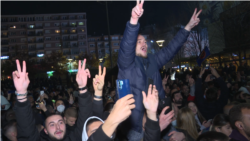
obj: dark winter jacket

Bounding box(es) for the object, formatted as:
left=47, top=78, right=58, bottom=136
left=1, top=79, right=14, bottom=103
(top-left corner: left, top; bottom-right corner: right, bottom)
left=195, top=77, right=229, bottom=120
left=117, top=21, right=190, bottom=133
left=13, top=91, right=93, bottom=141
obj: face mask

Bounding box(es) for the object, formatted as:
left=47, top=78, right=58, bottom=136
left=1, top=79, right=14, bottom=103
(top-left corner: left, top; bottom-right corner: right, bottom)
left=204, top=95, right=206, bottom=99
left=57, top=105, right=65, bottom=113
left=171, top=120, right=177, bottom=127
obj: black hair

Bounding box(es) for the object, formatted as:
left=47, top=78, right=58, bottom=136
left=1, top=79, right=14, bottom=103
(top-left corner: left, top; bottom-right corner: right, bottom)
left=205, top=87, right=218, bottom=102
left=197, top=131, right=229, bottom=141
left=171, top=91, right=181, bottom=101
left=104, top=102, right=114, bottom=112
left=211, top=114, right=230, bottom=131
left=229, top=103, right=250, bottom=129
left=86, top=119, right=103, bottom=133
left=44, top=114, right=64, bottom=128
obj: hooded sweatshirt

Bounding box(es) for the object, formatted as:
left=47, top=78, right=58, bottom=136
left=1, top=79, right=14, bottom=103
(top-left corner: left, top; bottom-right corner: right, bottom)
left=82, top=116, right=105, bottom=141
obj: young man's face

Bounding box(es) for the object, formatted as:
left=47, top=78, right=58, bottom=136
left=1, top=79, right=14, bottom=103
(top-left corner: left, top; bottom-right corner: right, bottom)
left=64, top=116, right=77, bottom=126
left=136, top=35, right=148, bottom=58
left=173, top=93, right=183, bottom=104
left=87, top=121, right=103, bottom=137
left=44, top=115, right=66, bottom=140
left=56, top=100, right=64, bottom=108
left=182, top=85, right=189, bottom=95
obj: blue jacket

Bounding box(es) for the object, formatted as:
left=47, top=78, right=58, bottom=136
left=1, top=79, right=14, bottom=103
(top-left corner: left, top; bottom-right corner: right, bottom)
left=117, top=21, right=190, bottom=133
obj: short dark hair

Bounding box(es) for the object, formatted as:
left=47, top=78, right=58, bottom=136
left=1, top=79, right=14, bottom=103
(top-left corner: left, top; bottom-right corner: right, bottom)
left=229, top=103, right=250, bottom=129
left=45, top=114, right=64, bottom=128
left=171, top=91, right=182, bottom=101
left=211, top=114, right=230, bottom=131
left=205, top=87, right=218, bottom=102
left=86, top=119, right=102, bottom=133
left=64, top=107, right=77, bottom=118
left=197, top=131, right=229, bottom=141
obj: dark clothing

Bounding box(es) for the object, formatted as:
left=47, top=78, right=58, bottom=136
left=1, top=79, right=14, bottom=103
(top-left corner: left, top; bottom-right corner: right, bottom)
left=229, top=129, right=248, bottom=141
left=88, top=116, right=161, bottom=141
left=117, top=21, right=190, bottom=133
left=13, top=91, right=93, bottom=141
left=195, top=77, right=229, bottom=120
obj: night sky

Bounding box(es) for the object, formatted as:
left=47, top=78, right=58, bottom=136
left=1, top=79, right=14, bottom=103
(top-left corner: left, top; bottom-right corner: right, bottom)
left=1, top=1, right=189, bottom=36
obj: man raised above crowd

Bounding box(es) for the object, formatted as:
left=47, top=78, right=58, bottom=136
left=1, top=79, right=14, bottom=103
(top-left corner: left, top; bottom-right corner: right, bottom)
left=117, top=0, right=202, bottom=138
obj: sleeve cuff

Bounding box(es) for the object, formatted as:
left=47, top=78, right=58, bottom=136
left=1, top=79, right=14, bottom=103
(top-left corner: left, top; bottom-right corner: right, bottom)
left=145, top=116, right=160, bottom=130
left=15, top=98, right=30, bottom=107
left=89, top=124, right=113, bottom=141
left=78, top=91, right=91, bottom=98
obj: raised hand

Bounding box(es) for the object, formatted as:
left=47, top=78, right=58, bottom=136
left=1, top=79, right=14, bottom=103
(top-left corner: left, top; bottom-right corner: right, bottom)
left=162, top=75, right=169, bottom=86
left=76, top=59, right=91, bottom=93
left=205, top=74, right=212, bottom=82
left=68, top=94, right=74, bottom=105
left=210, top=66, right=220, bottom=78
left=108, top=94, right=135, bottom=125
left=142, top=85, right=159, bottom=121
left=159, top=106, right=174, bottom=131
left=185, top=8, right=202, bottom=31
left=130, top=0, right=144, bottom=24
left=199, top=68, right=206, bottom=78
left=93, top=65, right=106, bottom=92
left=13, top=60, right=30, bottom=99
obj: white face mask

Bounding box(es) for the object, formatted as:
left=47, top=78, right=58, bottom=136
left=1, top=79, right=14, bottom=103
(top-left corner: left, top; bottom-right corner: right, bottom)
left=57, top=105, right=65, bottom=113
left=171, top=120, right=177, bottom=127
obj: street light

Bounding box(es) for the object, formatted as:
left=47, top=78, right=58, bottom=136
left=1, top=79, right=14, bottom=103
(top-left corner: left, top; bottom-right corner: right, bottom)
left=97, top=0, right=113, bottom=68
left=156, top=40, right=165, bottom=47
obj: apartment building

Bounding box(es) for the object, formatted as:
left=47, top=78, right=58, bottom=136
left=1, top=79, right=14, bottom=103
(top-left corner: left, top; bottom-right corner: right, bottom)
left=87, top=35, right=122, bottom=59
left=1, top=13, right=88, bottom=62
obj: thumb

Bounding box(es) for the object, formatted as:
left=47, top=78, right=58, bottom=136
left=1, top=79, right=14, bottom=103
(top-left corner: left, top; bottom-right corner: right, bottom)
left=160, top=106, right=169, bottom=116
left=168, top=131, right=176, bottom=136
left=142, top=91, right=146, bottom=102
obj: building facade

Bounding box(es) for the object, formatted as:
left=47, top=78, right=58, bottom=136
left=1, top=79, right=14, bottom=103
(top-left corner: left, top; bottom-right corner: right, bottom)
left=87, top=35, right=122, bottom=59
left=1, top=13, right=88, bottom=62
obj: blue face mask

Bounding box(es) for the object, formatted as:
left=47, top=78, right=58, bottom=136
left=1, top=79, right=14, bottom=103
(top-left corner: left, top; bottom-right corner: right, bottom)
left=171, top=120, right=177, bottom=127
left=204, top=95, right=206, bottom=99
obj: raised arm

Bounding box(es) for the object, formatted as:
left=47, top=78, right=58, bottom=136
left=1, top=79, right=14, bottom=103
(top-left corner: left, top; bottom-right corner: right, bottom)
left=117, top=0, right=144, bottom=70
left=195, top=68, right=206, bottom=106
left=12, top=60, right=40, bottom=141
left=142, top=85, right=161, bottom=141
left=73, top=59, right=93, bottom=139
left=92, top=65, right=106, bottom=118
left=154, top=8, right=202, bottom=68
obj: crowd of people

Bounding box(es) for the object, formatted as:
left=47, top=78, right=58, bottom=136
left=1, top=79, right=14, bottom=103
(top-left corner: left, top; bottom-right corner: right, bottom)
left=1, top=0, right=250, bottom=141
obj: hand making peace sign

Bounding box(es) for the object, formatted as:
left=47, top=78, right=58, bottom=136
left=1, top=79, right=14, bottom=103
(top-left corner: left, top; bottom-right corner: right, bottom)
left=76, top=59, right=91, bottom=89
left=93, top=65, right=106, bottom=92
left=130, top=0, right=144, bottom=24
left=185, top=8, right=202, bottom=31
left=13, top=60, right=30, bottom=95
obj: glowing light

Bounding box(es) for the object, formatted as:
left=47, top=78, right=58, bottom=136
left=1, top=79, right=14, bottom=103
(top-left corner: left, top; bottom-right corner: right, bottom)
left=1, top=56, right=9, bottom=60
left=46, top=71, right=54, bottom=74
left=156, top=40, right=165, bottom=47
left=37, top=54, right=44, bottom=57
left=151, top=40, right=154, bottom=43
left=68, top=69, right=78, bottom=73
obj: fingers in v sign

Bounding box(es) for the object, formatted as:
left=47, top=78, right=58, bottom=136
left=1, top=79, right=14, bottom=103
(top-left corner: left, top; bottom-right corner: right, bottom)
left=130, top=0, right=144, bottom=24
left=13, top=60, right=30, bottom=102
left=76, top=59, right=91, bottom=93
left=185, top=8, right=202, bottom=31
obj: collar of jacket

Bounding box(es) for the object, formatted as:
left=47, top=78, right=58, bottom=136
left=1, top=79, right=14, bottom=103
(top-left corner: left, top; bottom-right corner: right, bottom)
left=229, top=129, right=249, bottom=141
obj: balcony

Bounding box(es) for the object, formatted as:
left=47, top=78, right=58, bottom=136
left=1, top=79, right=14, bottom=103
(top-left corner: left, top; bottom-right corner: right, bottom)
left=37, top=47, right=44, bottom=50
left=71, top=44, right=78, bottom=48
left=1, top=35, right=8, bottom=38
left=28, top=48, right=36, bottom=51
left=27, top=33, right=43, bottom=36
left=36, top=39, right=44, bottom=43
left=63, top=52, right=71, bottom=55
left=29, top=54, right=37, bottom=57
left=62, top=45, right=70, bottom=48
left=1, top=42, right=9, bottom=45
left=1, top=27, right=8, bottom=30
left=27, top=26, right=43, bottom=29
left=62, top=38, right=78, bottom=41
left=1, top=48, right=9, bottom=52
left=62, top=31, right=77, bottom=34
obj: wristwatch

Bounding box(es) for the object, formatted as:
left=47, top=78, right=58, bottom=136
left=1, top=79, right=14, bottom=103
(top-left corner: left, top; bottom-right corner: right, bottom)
left=15, top=91, right=28, bottom=96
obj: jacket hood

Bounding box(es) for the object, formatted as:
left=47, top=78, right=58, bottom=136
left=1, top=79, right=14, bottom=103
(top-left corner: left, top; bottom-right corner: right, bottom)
left=82, top=116, right=104, bottom=141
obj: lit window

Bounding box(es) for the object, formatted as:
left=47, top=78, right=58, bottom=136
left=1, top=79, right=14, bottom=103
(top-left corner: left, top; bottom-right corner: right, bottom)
left=55, top=30, right=60, bottom=33
left=29, top=25, right=34, bottom=28
left=71, top=30, right=76, bottom=33
left=81, top=29, right=84, bottom=32
left=78, top=22, right=84, bottom=25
